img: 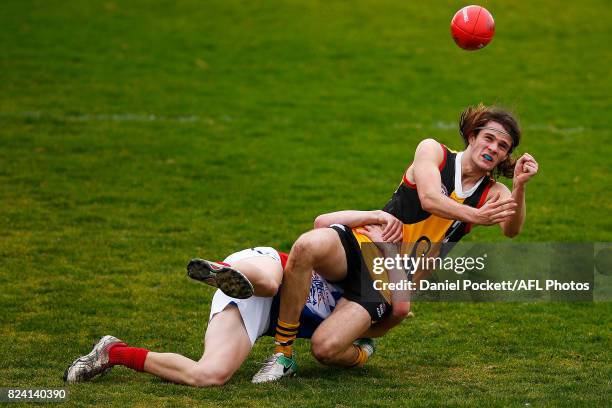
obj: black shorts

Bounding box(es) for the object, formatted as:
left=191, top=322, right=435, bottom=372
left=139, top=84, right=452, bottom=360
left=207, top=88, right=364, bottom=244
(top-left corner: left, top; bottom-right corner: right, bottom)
left=330, top=224, right=391, bottom=322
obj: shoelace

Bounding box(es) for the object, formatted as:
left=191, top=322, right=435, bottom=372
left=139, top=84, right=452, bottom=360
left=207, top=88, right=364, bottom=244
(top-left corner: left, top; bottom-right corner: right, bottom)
left=257, top=353, right=281, bottom=367
left=255, top=353, right=287, bottom=378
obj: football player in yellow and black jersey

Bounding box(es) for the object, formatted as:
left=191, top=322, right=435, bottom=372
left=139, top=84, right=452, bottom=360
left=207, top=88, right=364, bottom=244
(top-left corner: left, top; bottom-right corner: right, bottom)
left=252, top=104, right=539, bottom=383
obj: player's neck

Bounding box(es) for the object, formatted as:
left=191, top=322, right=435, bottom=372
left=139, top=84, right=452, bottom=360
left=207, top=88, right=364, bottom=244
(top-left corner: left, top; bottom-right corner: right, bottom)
left=460, top=150, right=487, bottom=186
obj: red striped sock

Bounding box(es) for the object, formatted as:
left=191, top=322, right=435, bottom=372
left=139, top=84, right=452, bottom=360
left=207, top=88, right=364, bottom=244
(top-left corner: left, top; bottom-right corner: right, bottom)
left=109, top=344, right=149, bottom=372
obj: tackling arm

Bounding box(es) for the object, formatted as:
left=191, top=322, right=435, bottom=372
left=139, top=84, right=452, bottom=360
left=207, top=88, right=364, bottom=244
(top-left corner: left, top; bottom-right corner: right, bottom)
left=314, top=210, right=403, bottom=243
left=314, top=210, right=388, bottom=229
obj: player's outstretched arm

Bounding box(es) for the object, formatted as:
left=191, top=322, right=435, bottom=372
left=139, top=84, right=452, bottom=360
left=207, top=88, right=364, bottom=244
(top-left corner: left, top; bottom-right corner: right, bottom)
left=413, top=139, right=516, bottom=225
left=314, top=210, right=403, bottom=243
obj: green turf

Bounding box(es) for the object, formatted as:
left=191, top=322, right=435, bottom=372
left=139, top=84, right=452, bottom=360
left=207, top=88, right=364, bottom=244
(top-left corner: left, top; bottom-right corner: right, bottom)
left=1, top=0, right=610, bottom=406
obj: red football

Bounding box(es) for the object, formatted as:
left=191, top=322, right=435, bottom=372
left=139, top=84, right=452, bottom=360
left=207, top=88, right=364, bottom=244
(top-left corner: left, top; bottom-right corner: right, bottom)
left=450, top=5, right=495, bottom=51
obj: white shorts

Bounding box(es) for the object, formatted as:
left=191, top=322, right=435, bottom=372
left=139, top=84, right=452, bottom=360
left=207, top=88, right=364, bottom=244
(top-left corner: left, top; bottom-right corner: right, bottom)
left=208, top=247, right=280, bottom=345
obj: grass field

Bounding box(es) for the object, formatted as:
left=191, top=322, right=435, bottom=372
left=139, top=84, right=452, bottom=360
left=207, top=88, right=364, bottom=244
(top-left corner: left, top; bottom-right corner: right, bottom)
left=1, top=0, right=611, bottom=406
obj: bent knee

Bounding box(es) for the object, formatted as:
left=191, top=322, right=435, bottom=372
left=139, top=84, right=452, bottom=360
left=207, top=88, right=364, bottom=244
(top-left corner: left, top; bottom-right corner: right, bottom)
left=290, top=230, right=335, bottom=264
left=310, top=337, right=342, bottom=364
left=290, top=233, right=318, bottom=258
left=187, top=366, right=233, bottom=387
left=256, top=279, right=280, bottom=297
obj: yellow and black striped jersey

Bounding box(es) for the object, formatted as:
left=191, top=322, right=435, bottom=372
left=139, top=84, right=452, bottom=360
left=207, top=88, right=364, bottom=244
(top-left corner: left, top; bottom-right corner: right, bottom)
left=352, top=143, right=493, bottom=293
left=358, top=143, right=493, bottom=244
left=381, top=143, right=493, bottom=244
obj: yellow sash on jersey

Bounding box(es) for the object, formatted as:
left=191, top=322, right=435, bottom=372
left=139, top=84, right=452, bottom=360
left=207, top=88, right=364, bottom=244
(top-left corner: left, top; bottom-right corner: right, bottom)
left=353, top=192, right=467, bottom=302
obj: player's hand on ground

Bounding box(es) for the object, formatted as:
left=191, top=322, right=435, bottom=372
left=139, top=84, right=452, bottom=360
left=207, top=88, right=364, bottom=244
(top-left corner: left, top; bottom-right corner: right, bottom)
left=473, top=193, right=517, bottom=225
left=513, top=153, right=539, bottom=186
left=377, top=211, right=403, bottom=243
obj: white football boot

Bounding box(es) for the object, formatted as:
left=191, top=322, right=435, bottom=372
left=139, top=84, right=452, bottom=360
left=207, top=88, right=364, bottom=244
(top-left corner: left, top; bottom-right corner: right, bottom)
left=64, top=335, right=124, bottom=383
left=251, top=352, right=298, bottom=384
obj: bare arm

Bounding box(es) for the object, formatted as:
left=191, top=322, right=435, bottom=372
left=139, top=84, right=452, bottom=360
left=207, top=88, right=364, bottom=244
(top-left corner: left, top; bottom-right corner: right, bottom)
left=413, top=139, right=479, bottom=222
left=314, top=210, right=386, bottom=229
left=497, top=153, right=539, bottom=237
left=314, top=210, right=403, bottom=242
left=413, top=139, right=516, bottom=225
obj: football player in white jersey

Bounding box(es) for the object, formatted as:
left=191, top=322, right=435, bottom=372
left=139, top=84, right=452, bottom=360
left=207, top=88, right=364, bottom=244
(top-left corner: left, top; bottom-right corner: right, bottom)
left=64, top=210, right=402, bottom=386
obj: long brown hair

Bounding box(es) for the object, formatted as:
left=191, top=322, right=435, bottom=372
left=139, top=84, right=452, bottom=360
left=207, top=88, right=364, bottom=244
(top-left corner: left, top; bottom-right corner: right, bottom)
left=459, top=104, right=521, bottom=179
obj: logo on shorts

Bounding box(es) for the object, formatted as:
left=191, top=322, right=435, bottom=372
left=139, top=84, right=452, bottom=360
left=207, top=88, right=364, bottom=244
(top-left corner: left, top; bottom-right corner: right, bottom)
left=376, top=303, right=386, bottom=318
